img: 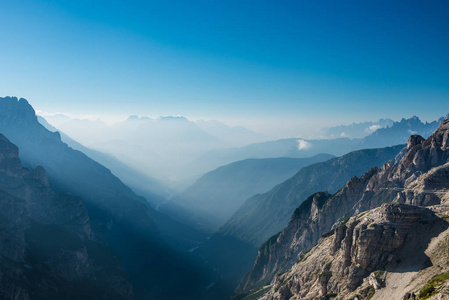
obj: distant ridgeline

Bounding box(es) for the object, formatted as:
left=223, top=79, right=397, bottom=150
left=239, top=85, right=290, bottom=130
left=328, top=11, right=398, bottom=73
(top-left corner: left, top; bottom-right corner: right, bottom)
left=189, top=114, right=446, bottom=178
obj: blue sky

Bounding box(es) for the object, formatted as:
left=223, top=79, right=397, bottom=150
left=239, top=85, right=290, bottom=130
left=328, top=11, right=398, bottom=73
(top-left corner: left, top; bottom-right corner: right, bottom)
left=1, top=0, right=448, bottom=136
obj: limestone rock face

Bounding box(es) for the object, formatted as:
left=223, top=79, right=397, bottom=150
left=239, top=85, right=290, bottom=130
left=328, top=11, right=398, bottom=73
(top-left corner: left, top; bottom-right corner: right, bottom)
left=407, top=134, right=425, bottom=150
left=237, top=119, right=449, bottom=297
left=261, top=203, right=449, bottom=300
left=0, top=134, right=133, bottom=300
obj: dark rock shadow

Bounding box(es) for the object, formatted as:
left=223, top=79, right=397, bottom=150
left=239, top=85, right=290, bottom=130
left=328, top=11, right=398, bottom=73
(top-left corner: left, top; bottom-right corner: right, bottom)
left=383, top=209, right=449, bottom=274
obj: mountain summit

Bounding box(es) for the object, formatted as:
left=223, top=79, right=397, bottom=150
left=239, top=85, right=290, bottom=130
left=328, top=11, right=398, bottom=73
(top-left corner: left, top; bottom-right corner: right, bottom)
left=0, top=97, right=37, bottom=125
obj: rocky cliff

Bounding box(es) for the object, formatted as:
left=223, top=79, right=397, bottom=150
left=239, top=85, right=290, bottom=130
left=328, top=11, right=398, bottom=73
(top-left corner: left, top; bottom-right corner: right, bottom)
left=0, top=134, right=133, bottom=299
left=236, top=118, right=449, bottom=298
left=261, top=203, right=449, bottom=300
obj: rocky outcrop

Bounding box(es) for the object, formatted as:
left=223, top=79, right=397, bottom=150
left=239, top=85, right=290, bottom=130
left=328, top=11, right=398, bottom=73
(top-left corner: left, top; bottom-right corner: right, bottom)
left=236, top=119, right=449, bottom=297
left=261, top=203, right=449, bottom=300
left=0, top=134, right=133, bottom=299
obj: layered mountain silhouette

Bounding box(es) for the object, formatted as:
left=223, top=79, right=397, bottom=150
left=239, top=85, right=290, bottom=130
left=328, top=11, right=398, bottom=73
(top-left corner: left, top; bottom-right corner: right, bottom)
left=0, top=97, right=210, bottom=300
left=38, top=115, right=171, bottom=204
left=194, top=144, right=404, bottom=299
left=221, top=145, right=405, bottom=247
left=318, top=118, right=394, bottom=139
left=360, top=115, right=448, bottom=149
left=169, top=154, right=334, bottom=232
left=190, top=115, right=444, bottom=176
left=43, top=109, right=446, bottom=192
left=44, top=113, right=254, bottom=187
left=2, top=96, right=447, bottom=300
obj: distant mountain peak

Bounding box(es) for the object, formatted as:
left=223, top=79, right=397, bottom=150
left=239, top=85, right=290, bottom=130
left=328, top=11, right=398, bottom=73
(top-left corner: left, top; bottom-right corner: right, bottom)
left=0, top=96, right=63, bottom=146
left=438, top=113, right=449, bottom=123
left=0, top=96, right=37, bottom=125
left=159, top=115, right=187, bottom=121
left=400, top=115, right=420, bottom=123
left=127, top=115, right=150, bottom=121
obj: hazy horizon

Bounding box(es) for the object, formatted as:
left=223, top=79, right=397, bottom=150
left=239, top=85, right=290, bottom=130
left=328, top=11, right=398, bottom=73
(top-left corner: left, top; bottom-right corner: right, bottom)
left=28, top=97, right=445, bottom=188
left=34, top=107, right=447, bottom=140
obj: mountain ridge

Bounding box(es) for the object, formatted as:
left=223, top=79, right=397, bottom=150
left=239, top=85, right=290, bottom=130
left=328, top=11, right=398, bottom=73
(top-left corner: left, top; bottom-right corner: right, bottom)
left=194, top=144, right=404, bottom=300
left=169, top=154, right=334, bottom=232
left=0, top=133, right=133, bottom=299
left=0, top=96, right=210, bottom=300
left=37, top=115, right=172, bottom=202
left=237, top=118, right=449, bottom=299
left=220, top=145, right=405, bottom=247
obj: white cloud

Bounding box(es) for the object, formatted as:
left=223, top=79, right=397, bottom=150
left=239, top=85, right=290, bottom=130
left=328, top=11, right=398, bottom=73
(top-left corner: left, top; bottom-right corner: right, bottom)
left=365, top=124, right=381, bottom=133
left=297, top=139, right=312, bottom=150
left=340, top=132, right=348, bottom=137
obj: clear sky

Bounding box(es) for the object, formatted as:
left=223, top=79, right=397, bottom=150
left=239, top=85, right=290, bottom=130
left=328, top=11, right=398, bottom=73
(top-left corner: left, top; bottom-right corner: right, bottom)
left=1, top=0, right=448, bottom=137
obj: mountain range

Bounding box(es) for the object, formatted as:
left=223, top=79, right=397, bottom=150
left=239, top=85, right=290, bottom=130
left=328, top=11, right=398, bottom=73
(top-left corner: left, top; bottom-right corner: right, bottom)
left=42, top=113, right=266, bottom=188
left=171, top=115, right=446, bottom=300
left=317, top=118, right=394, bottom=139
left=236, top=117, right=449, bottom=300
left=221, top=145, right=405, bottom=247
left=1, top=95, right=448, bottom=300
left=190, top=115, right=444, bottom=176
left=42, top=111, right=446, bottom=191
left=194, top=144, right=405, bottom=299
left=0, top=97, right=211, bottom=300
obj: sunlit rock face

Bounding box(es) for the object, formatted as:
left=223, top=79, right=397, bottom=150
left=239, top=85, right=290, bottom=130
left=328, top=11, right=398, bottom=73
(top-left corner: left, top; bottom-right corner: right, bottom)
left=262, top=203, right=449, bottom=300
